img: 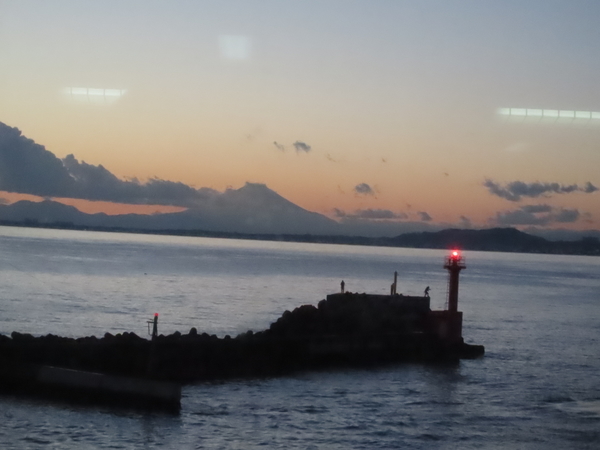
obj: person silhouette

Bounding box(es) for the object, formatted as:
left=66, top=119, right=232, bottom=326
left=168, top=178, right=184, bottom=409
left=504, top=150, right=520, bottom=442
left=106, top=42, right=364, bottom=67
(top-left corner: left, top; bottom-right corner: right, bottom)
left=424, top=286, right=430, bottom=297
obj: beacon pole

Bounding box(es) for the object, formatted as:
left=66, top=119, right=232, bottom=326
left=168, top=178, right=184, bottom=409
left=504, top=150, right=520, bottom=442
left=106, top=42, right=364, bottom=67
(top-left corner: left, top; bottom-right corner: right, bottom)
left=146, top=313, right=159, bottom=376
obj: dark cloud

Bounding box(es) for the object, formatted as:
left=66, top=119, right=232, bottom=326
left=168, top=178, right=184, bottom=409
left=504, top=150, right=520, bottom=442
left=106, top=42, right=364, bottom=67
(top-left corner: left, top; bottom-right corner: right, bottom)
left=492, top=204, right=582, bottom=226
left=554, top=208, right=580, bottom=223
left=354, top=183, right=374, bottom=195
left=334, top=208, right=408, bottom=221
left=61, top=155, right=217, bottom=206
left=293, top=141, right=311, bottom=153
left=0, top=123, right=77, bottom=197
left=484, top=178, right=598, bottom=202
left=418, top=211, right=433, bottom=222
left=273, top=141, right=285, bottom=152
left=0, top=122, right=217, bottom=207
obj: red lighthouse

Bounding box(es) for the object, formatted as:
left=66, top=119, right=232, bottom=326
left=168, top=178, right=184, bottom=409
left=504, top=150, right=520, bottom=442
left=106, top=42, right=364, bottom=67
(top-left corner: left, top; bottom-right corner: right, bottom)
left=444, top=250, right=466, bottom=313
left=427, top=250, right=466, bottom=345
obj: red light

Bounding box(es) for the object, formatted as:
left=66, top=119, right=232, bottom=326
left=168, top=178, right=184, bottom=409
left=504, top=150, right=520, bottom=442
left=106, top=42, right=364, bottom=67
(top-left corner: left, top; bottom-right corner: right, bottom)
left=154, top=313, right=159, bottom=317
left=452, top=251, right=459, bottom=257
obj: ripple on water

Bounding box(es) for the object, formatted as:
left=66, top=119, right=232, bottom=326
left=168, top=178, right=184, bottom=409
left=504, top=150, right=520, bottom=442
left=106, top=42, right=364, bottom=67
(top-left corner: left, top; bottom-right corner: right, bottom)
left=21, top=436, right=52, bottom=445
left=2, top=233, right=600, bottom=449
left=190, top=405, right=230, bottom=416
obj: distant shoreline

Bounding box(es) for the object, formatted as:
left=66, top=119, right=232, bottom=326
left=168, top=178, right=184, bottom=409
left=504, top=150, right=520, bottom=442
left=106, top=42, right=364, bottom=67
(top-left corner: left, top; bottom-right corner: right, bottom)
left=1, top=219, right=599, bottom=257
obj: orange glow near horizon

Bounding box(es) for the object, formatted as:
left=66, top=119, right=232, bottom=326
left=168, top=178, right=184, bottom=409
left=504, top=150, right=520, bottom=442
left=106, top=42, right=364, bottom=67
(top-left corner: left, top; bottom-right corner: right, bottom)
left=0, top=192, right=186, bottom=216
left=57, top=198, right=186, bottom=215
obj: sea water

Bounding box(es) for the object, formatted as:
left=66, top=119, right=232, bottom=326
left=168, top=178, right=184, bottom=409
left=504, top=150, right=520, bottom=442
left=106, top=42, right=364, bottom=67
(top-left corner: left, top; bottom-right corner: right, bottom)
left=0, top=226, right=599, bottom=449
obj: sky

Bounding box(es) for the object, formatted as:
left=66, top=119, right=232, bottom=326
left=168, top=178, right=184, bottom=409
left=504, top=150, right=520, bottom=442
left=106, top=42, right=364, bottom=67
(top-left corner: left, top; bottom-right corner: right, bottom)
left=0, top=0, right=599, bottom=235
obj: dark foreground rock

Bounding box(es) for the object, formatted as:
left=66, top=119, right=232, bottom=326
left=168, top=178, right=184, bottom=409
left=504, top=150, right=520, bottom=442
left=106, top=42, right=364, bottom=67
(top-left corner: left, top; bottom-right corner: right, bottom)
left=0, top=294, right=484, bottom=386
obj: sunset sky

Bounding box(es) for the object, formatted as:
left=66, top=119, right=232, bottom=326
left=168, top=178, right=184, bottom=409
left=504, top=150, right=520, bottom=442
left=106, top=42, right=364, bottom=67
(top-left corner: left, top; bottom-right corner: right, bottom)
left=0, top=1, right=599, bottom=233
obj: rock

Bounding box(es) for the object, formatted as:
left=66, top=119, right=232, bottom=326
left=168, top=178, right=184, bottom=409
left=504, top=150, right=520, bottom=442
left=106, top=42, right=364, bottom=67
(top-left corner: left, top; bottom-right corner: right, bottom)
left=11, top=331, right=34, bottom=341
left=103, top=332, right=115, bottom=342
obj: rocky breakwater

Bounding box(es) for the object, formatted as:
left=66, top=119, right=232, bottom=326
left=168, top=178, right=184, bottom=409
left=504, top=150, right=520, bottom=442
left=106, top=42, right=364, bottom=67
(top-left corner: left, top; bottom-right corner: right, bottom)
left=0, top=293, right=483, bottom=387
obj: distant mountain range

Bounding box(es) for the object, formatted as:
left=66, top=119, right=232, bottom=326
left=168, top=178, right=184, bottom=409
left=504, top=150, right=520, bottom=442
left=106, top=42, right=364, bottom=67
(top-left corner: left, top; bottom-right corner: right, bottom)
left=0, top=199, right=598, bottom=256
left=382, top=228, right=599, bottom=255
left=0, top=183, right=341, bottom=235
left=2, top=120, right=598, bottom=248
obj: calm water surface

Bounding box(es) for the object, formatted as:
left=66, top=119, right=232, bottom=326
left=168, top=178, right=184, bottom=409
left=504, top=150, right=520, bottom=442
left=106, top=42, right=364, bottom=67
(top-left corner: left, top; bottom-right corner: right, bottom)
left=0, top=226, right=599, bottom=449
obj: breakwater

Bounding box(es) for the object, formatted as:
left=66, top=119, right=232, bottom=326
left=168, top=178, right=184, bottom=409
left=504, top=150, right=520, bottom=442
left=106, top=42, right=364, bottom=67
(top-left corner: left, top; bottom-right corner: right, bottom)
left=0, top=293, right=483, bottom=389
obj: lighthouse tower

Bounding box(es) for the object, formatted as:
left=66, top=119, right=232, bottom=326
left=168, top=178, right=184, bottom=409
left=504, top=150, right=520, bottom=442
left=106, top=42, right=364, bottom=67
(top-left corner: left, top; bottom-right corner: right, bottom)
left=429, top=250, right=466, bottom=345
left=444, top=250, right=466, bottom=313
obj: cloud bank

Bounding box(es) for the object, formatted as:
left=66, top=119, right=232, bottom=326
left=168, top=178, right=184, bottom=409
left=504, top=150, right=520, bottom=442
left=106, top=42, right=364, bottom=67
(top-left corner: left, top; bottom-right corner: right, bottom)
left=0, top=122, right=217, bottom=207
left=484, top=179, right=598, bottom=202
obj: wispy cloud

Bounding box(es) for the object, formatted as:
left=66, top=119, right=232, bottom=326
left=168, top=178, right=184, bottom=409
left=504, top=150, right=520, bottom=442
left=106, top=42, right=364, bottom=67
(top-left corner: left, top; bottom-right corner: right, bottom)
left=274, top=140, right=312, bottom=153
left=459, top=215, right=472, bottom=227
left=418, top=211, right=433, bottom=222
left=484, top=179, right=598, bottom=202
left=520, top=204, right=553, bottom=213
left=491, top=204, right=581, bottom=226
left=334, top=208, right=408, bottom=220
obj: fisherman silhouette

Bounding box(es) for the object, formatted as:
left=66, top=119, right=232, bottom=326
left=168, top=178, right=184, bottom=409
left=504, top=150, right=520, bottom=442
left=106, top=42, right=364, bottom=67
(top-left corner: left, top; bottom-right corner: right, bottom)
left=424, top=286, right=430, bottom=297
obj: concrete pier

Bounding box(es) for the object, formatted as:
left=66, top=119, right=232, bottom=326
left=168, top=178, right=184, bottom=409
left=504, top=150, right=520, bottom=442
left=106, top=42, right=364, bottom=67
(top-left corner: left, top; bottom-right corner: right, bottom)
left=38, top=366, right=181, bottom=409
left=0, top=361, right=181, bottom=411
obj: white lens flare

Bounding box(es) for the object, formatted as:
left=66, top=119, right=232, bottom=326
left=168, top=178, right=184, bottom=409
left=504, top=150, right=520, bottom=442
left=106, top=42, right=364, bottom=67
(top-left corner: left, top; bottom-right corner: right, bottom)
left=497, top=107, right=600, bottom=123
left=63, top=87, right=127, bottom=104
left=219, top=35, right=252, bottom=61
